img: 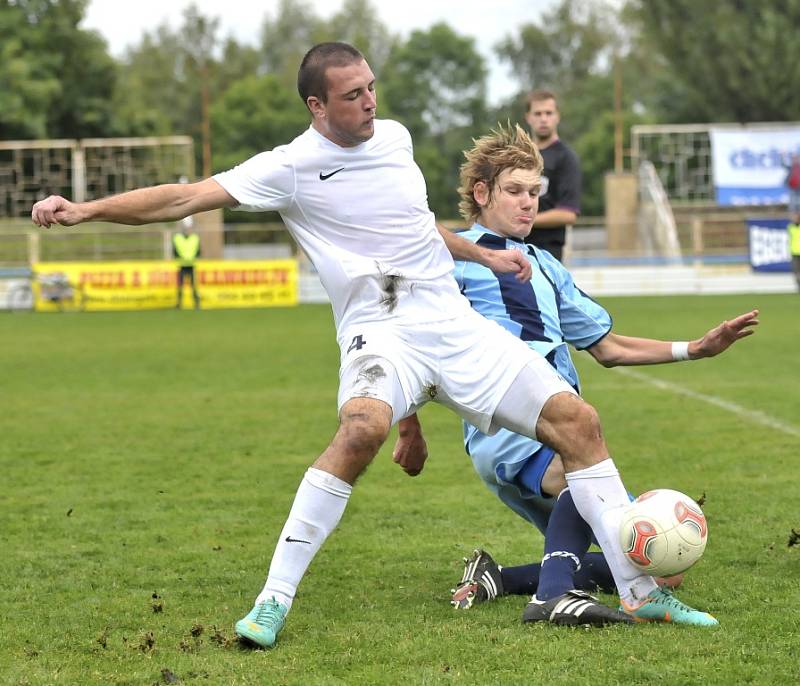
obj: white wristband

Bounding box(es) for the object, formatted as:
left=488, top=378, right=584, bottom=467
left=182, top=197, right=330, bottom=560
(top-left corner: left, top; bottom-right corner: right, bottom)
left=671, top=341, right=690, bottom=361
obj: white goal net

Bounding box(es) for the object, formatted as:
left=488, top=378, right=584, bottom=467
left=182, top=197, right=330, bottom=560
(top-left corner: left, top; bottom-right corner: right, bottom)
left=638, top=160, right=682, bottom=260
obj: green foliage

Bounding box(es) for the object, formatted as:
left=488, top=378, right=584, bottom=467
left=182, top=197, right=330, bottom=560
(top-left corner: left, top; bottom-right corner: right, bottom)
left=0, top=1, right=59, bottom=139
left=382, top=23, right=487, bottom=140
left=326, top=0, right=396, bottom=76
left=1, top=294, right=799, bottom=684
left=111, top=29, right=187, bottom=137
left=7, top=0, right=800, bottom=220
left=495, top=0, right=615, bottom=95
left=493, top=0, right=623, bottom=216
left=0, top=0, right=116, bottom=139
left=210, top=74, right=309, bottom=173
left=625, top=0, right=800, bottom=122
left=113, top=5, right=230, bottom=143
left=259, top=0, right=397, bottom=95
left=571, top=108, right=650, bottom=215
left=259, top=0, right=328, bottom=92
left=381, top=23, right=489, bottom=217
left=112, top=4, right=263, bottom=178
left=215, top=38, right=261, bottom=96
left=210, top=73, right=308, bottom=223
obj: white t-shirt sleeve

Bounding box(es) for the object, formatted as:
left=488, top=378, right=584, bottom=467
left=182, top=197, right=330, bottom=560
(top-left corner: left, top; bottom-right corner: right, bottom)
left=213, top=149, right=295, bottom=213
left=396, top=121, right=414, bottom=155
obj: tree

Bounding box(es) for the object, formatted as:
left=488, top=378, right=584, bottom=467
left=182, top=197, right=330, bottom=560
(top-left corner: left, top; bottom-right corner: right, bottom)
left=0, top=0, right=116, bottom=139
left=495, top=0, right=615, bottom=100
left=259, top=0, right=327, bottom=92
left=0, top=3, right=59, bottom=138
left=382, top=23, right=487, bottom=139
left=113, top=3, right=265, bottom=177
left=258, top=0, right=396, bottom=95
left=111, top=28, right=183, bottom=137
left=327, top=0, right=396, bottom=74
left=493, top=0, right=626, bottom=214
left=625, top=0, right=800, bottom=123
left=381, top=23, right=489, bottom=217
left=210, top=73, right=309, bottom=224
left=210, top=74, right=309, bottom=173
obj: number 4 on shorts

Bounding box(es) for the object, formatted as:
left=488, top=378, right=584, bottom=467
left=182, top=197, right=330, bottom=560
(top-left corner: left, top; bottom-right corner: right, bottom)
left=347, top=334, right=366, bottom=354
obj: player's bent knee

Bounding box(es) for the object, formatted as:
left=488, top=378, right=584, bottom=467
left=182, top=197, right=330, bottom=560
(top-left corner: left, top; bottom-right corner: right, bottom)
left=338, top=419, right=388, bottom=459
left=537, top=393, right=604, bottom=456
left=337, top=399, right=392, bottom=460
left=540, top=455, right=567, bottom=497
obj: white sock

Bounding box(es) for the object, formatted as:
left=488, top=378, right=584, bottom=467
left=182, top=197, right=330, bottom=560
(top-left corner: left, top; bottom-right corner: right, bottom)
left=565, top=458, right=657, bottom=604
left=256, top=467, right=352, bottom=610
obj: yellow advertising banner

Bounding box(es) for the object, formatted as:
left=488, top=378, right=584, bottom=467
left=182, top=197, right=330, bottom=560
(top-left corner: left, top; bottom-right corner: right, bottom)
left=32, top=260, right=298, bottom=312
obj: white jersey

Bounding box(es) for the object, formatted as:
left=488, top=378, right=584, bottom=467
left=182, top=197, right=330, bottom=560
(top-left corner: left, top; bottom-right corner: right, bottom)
left=213, top=119, right=459, bottom=334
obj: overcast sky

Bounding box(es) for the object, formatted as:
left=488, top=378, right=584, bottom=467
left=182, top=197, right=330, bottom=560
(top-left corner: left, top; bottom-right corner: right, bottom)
left=82, top=0, right=553, bottom=104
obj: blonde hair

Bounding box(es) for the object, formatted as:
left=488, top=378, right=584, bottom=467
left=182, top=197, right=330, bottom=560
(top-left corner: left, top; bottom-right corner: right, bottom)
left=458, top=123, right=543, bottom=223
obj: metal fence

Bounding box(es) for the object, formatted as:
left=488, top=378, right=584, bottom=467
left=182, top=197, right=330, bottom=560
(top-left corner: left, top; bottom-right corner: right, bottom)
left=0, top=216, right=763, bottom=270
left=0, top=136, right=194, bottom=218
left=0, top=222, right=296, bottom=267
left=630, top=121, right=800, bottom=206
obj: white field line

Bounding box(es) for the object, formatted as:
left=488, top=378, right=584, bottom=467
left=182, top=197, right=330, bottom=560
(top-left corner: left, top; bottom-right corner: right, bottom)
left=612, top=367, right=800, bottom=438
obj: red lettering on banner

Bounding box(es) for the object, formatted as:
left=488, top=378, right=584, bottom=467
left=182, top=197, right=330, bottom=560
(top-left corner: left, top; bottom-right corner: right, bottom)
left=78, top=271, right=126, bottom=288
left=199, top=268, right=290, bottom=286
left=148, top=270, right=176, bottom=286
left=132, top=271, right=141, bottom=287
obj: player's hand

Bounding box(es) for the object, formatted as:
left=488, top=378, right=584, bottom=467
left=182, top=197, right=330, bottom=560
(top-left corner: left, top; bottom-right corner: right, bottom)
left=31, top=195, right=85, bottom=228
left=392, top=415, right=428, bottom=477
left=482, top=248, right=532, bottom=282
left=691, top=309, right=759, bottom=358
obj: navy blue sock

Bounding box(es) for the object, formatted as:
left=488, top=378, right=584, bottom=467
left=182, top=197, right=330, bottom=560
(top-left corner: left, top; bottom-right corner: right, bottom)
left=499, top=562, right=540, bottom=596
left=498, top=551, right=616, bottom=597
left=534, top=488, right=593, bottom=601
left=574, top=552, right=615, bottom=594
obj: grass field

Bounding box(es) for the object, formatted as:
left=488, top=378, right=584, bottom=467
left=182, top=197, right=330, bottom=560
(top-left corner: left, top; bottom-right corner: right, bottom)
left=2, top=294, right=799, bottom=685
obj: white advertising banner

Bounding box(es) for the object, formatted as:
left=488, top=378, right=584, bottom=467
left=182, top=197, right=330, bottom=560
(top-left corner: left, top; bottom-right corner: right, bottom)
left=710, top=126, right=800, bottom=205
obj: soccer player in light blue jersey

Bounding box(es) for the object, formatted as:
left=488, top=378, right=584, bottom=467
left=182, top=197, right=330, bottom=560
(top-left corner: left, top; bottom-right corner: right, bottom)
left=394, top=124, right=758, bottom=626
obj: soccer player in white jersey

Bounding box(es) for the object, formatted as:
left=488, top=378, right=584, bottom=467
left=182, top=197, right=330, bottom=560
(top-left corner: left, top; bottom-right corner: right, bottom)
left=32, top=43, right=719, bottom=647
left=394, top=124, right=758, bottom=626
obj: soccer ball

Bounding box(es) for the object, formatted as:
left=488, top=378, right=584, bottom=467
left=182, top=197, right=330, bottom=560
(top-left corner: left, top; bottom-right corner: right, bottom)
left=619, top=489, right=708, bottom=577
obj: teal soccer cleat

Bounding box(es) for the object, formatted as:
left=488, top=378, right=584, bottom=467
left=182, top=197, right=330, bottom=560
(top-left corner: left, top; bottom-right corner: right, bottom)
left=621, top=588, right=718, bottom=626
left=235, top=598, right=288, bottom=648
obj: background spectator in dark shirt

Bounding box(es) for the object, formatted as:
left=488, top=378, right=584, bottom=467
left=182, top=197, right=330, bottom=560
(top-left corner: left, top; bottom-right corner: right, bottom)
left=523, top=90, right=581, bottom=262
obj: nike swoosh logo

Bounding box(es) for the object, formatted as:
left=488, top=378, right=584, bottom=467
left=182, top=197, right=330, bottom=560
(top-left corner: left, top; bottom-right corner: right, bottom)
left=319, top=167, right=345, bottom=180
left=285, top=536, right=311, bottom=544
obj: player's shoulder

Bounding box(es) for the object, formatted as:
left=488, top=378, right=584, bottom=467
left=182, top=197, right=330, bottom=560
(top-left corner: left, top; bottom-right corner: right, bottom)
left=375, top=118, right=410, bottom=136
left=553, top=138, right=580, bottom=164
left=529, top=243, right=569, bottom=278
left=373, top=119, right=411, bottom=144
left=454, top=226, right=483, bottom=244
left=233, top=128, right=311, bottom=168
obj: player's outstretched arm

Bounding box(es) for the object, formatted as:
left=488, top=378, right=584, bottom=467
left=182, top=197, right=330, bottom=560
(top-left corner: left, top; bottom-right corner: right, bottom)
left=436, top=224, right=531, bottom=282
left=392, top=413, right=428, bottom=477
left=31, top=178, right=237, bottom=228
left=691, top=309, right=760, bottom=358
left=587, top=309, right=759, bottom=367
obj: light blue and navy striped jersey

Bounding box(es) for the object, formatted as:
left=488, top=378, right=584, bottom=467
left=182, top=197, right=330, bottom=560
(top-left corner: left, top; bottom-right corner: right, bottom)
left=452, top=223, right=612, bottom=392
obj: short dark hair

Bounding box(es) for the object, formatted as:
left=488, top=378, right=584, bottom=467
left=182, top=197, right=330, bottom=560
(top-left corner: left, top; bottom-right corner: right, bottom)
left=526, top=89, right=558, bottom=112
left=297, top=42, right=364, bottom=107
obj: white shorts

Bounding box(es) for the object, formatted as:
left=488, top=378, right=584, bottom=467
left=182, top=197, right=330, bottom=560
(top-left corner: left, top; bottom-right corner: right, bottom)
left=336, top=307, right=574, bottom=435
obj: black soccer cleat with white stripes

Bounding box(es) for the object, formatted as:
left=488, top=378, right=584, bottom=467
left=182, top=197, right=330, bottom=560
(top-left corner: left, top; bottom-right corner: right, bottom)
left=522, top=590, right=634, bottom=626
left=450, top=549, right=505, bottom=610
